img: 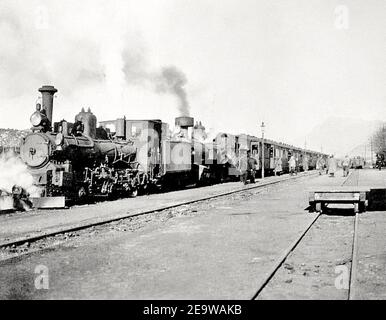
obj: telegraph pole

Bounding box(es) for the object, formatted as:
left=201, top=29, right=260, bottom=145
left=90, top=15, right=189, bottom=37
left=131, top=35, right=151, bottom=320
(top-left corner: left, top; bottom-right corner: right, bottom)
left=304, top=138, right=307, bottom=160
left=364, top=144, right=367, bottom=165
left=371, top=137, right=374, bottom=167
left=261, top=121, right=265, bottom=179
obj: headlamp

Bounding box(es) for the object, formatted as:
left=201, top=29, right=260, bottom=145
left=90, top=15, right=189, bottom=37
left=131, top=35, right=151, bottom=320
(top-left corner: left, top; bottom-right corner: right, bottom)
left=30, top=111, right=43, bottom=127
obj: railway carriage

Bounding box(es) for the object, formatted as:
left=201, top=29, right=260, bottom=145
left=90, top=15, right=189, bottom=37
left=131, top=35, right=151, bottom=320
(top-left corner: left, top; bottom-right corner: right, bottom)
left=234, top=135, right=324, bottom=177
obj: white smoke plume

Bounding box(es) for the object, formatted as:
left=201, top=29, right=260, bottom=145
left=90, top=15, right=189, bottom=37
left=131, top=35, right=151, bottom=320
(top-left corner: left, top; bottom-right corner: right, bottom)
left=0, top=0, right=192, bottom=129
left=0, top=152, right=41, bottom=197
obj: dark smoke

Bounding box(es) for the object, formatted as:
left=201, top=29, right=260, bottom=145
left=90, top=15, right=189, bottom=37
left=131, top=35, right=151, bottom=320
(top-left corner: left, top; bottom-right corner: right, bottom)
left=122, top=43, right=191, bottom=116
left=156, top=66, right=190, bottom=116
left=122, top=47, right=191, bottom=117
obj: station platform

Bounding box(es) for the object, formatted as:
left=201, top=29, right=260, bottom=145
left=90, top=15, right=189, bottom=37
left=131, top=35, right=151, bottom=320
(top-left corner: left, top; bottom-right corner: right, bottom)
left=0, top=171, right=315, bottom=246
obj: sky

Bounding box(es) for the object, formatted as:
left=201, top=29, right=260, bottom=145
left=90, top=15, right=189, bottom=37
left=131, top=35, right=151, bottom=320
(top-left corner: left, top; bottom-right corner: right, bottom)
left=0, top=0, right=385, bottom=153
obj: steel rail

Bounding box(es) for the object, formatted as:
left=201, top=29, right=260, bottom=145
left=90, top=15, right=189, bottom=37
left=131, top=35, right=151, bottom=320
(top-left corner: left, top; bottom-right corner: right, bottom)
left=251, top=211, right=321, bottom=300
left=348, top=169, right=360, bottom=300
left=348, top=211, right=359, bottom=300
left=251, top=170, right=355, bottom=300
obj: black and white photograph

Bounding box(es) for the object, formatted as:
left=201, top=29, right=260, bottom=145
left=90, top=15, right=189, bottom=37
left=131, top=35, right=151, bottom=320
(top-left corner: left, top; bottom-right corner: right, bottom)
left=0, top=0, right=385, bottom=306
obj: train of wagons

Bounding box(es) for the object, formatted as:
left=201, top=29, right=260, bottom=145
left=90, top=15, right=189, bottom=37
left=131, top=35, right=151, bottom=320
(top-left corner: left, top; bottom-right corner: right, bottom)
left=16, top=85, right=328, bottom=208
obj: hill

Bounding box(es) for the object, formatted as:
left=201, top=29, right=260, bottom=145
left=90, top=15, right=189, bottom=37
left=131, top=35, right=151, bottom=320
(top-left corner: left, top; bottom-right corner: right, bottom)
left=302, top=117, right=382, bottom=157
left=0, top=128, right=29, bottom=149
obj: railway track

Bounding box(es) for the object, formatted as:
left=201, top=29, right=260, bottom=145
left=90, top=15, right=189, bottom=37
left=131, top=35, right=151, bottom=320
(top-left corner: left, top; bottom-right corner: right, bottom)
left=0, top=171, right=317, bottom=251
left=348, top=170, right=360, bottom=300
left=251, top=170, right=361, bottom=300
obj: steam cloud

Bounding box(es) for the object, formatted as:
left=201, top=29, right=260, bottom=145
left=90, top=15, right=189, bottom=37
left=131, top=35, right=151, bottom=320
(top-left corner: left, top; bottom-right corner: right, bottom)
left=155, top=66, right=190, bottom=116
left=0, top=0, right=192, bottom=127
left=0, top=152, right=41, bottom=197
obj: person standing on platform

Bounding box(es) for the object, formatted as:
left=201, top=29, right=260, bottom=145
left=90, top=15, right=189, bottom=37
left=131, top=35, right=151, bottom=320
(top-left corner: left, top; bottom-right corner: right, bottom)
left=289, top=155, right=296, bottom=176
left=328, top=154, right=337, bottom=177
left=376, top=153, right=383, bottom=171
left=316, top=156, right=325, bottom=175
left=303, top=154, right=309, bottom=172
left=238, top=148, right=249, bottom=185
left=247, top=150, right=258, bottom=183
left=342, top=155, right=351, bottom=177
left=274, top=157, right=283, bottom=176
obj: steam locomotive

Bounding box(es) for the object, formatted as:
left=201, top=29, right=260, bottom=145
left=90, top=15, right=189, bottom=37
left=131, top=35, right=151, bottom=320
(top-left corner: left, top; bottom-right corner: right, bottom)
left=19, top=85, right=327, bottom=208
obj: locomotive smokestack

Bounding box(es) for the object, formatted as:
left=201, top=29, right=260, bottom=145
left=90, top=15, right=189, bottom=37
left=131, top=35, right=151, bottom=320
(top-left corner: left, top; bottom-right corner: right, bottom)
left=38, top=85, right=58, bottom=126
left=175, top=116, right=194, bottom=128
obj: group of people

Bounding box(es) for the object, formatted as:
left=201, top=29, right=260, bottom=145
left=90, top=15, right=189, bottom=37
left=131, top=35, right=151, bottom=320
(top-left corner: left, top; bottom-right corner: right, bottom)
left=237, top=149, right=354, bottom=185
left=316, top=154, right=351, bottom=177
left=238, top=149, right=258, bottom=185
left=288, top=155, right=309, bottom=175
left=238, top=149, right=294, bottom=184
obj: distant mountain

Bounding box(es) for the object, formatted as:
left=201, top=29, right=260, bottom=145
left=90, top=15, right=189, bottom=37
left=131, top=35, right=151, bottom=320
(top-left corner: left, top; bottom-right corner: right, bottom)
left=303, top=117, right=383, bottom=157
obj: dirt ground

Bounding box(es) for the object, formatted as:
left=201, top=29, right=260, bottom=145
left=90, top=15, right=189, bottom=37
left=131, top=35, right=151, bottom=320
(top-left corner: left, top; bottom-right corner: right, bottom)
left=0, top=173, right=331, bottom=299
left=258, top=169, right=386, bottom=300
left=353, top=211, right=386, bottom=299
left=0, top=172, right=313, bottom=244
left=0, top=169, right=385, bottom=300
left=257, top=210, right=355, bottom=300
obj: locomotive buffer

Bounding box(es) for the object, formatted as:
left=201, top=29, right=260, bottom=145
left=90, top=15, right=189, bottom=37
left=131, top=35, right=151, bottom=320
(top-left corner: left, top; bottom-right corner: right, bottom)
left=308, top=186, right=369, bottom=213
